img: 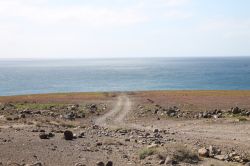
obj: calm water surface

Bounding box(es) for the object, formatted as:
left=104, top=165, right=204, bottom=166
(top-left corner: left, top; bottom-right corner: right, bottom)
left=0, top=57, right=250, bottom=96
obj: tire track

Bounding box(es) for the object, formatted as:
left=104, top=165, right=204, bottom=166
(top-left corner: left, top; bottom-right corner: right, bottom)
left=95, top=94, right=131, bottom=128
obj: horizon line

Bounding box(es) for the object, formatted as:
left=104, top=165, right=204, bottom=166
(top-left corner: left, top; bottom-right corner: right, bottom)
left=0, top=55, right=250, bottom=60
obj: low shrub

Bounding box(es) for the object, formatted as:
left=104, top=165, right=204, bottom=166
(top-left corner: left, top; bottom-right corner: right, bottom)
left=139, top=147, right=158, bottom=159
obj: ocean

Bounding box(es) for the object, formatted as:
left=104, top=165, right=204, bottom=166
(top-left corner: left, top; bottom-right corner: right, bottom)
left=0, top=57, right=250, bottom=96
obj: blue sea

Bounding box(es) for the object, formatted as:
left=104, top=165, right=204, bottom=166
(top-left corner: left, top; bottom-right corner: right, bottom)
left=0, top=57, right=250, bottom=96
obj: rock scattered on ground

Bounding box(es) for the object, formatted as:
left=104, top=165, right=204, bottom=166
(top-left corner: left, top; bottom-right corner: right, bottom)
left=199, top=146, right=249, bottom=164
left=64, top=130, right=74, bottom=140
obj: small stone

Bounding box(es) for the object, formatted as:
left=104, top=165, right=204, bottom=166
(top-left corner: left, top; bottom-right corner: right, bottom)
left=73, top=134, right=77, bottom=139
left=75, top=163, right=86, bottom=166
left=48, top=132, right=55, bottom=137
left=147, top=143, right=158, bottom=149
left=13, top=116, right=19, bottom=120
left=96, top=142, right=102, bottom=146
left=78, top=132, right=85, bottom=138
left=245, top=162, right=250, bottom=166
left=39, top=133, right=49, bottom=139
left=6, top=117, right=12, bottom=121
left=232, top=107, right=241, bottom=114
left=153, top=129, right=159, bottom=133
left=214, top=155, right=226, bottom=161
left=229, top=152, right=237, bottom=158
left=64, top=112, right=76, bottom=120
left=123, top=154, right=128, bottom=158
left=198, top=148, right=209, bottom=157
left=96, top=161, right=105, bottom=166
left=64, top=130, right=74, bottom=140
left=125, top=138, right=130, bottom=142
left=233, top=155, right=241, bottom=162
left=90, top=104, right=97, bottom=113
left=165, top=156, right=177, bottom=165
left=208, top=145, right=221, bottom=157
left=19, top=114, right=26, bottom=118
left=106, top=161, right=113, bottom=166
left=159, top=160, right=165, bottom=164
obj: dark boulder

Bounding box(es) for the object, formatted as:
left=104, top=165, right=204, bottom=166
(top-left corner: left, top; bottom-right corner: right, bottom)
left=64, top=130, right=74, bottom=140
left=106, top=161, right=113, bottom=166
left=90, top=104, right=97, bottom=113
left=39, top=133, right=49, bottom=139
left=232, top=107, right=241, bottom=114
left=96, top=161, right=105, bottom=166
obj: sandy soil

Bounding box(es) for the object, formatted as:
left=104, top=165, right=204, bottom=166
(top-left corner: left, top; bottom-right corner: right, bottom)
left=0, top=91, right=250, bottom=166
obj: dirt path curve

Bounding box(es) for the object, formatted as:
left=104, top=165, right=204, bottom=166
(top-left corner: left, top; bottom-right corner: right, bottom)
left=95, top=94, right=132, bottom=128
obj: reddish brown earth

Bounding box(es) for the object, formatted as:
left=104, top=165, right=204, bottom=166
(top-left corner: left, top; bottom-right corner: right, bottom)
left=0, top=91, right=250, bottom=166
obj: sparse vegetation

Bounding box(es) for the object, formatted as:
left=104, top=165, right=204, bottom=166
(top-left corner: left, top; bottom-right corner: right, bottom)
left=14, top=103, right=67, bottom=110
left=139, top=147, right=158, bottom=159
left=238, top=117, right=248, bottom=121
left=172, top=145, right=199, bottom=164
left=0, top=92, right=110, bottom=104
left=60, top=122, right=77, bottom=128
left=62, top=124, right=76, bottom=128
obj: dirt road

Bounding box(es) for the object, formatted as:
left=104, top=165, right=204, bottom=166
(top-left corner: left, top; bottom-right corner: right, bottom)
left=95, top=94, right=132, bottom=128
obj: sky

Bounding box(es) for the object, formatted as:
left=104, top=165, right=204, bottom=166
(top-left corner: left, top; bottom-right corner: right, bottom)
left=0, top=0, right=250, bottom=59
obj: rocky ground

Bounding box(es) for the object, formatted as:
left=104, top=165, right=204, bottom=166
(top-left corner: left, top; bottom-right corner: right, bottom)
left=0, top=91, right=250, bottom=166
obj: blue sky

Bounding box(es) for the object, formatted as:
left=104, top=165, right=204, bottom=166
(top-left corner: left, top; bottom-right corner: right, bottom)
left=0, top=0, right=250, bottom=58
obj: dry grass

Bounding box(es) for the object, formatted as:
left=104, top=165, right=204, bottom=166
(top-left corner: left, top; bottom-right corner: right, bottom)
left=139, top=147, right=158, bottom=159
left=103, top=138, right=123, bottom=146
left=138, top=144, right=200, bottom=164
left=136, top=90, right=250, bottom=97
left=237, top=117, right=248, bottom=122
left=0, top=92, right=116, bottom=103
left=14, top=103, right=67, bottom=110
left=172, top=145, right=199, bottom=164
left=132, top=90, right=250, bottom=112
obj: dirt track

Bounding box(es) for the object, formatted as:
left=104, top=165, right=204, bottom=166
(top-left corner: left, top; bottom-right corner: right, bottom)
left=95, top=94, right=132, bottom=128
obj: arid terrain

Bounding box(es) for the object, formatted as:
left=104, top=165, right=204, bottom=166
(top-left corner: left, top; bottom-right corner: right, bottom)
left=0, top=91, right=250, bottom=166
